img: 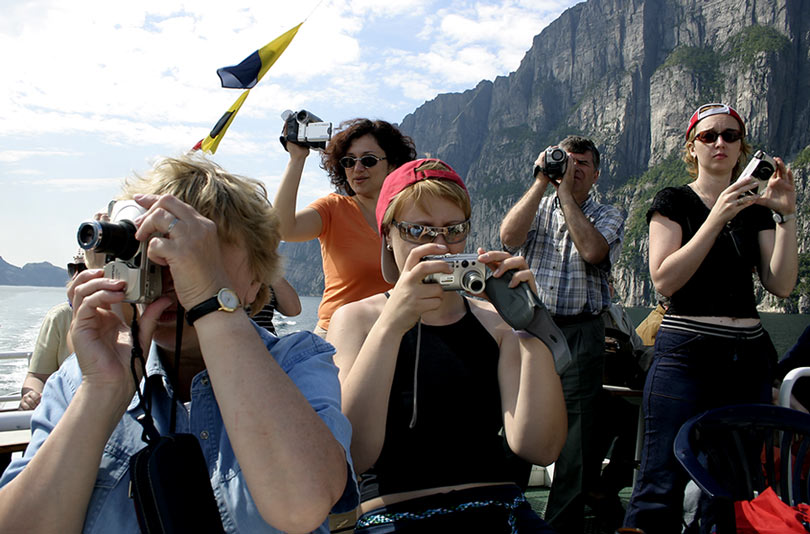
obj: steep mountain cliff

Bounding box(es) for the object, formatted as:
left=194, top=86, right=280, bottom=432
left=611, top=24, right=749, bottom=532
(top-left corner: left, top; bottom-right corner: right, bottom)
left=282, top=0, right=810, bottom=312
left=398, top=0, right=810, bottom=310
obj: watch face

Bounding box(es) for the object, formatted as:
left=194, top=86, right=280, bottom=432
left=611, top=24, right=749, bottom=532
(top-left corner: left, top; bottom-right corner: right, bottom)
left=218, top=288, right=240, bottom=311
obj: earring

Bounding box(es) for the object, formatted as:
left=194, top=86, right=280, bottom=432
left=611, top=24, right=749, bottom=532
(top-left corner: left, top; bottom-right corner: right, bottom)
left=386, top=243, right=393, bottom=251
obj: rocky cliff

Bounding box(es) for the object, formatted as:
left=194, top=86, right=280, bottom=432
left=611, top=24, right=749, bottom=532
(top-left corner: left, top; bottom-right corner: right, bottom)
left=282, top=0, right=810, bottom=312
left=0, top=257, right=69, bottom=287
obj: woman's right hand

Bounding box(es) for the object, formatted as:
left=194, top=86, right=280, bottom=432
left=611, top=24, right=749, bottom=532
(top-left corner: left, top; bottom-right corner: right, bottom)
left=705, top=176, right=759, bottom=228
left=69, top=269, right=170, bottom=395
left=379, top=243, right=452, bottom=334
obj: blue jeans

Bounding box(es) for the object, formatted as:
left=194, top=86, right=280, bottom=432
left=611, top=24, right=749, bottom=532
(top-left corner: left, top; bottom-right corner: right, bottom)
left=623, top=327, right=776, bottom=534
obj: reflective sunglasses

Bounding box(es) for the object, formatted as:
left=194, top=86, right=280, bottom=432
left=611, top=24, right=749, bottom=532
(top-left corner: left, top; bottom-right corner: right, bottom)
left=694, top=129, right=743, bottom=144
left=392, top=220, right=471, bottom=244
left=67, top=262, right=87, bottom=277
left=339, top=154, right=387, bottom=169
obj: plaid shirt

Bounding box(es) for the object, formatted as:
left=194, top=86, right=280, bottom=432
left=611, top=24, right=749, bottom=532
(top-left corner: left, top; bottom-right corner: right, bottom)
left=511, top=194, right=625, bottom=317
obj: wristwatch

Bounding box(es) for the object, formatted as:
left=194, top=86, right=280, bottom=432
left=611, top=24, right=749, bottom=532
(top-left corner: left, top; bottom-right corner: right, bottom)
left=772, top=211, right=797, bottom=224
left=185, top=288, right=241, bottom=326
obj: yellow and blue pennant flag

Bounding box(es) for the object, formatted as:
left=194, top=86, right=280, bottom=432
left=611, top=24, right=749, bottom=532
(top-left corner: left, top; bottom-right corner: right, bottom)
left=193, top=23, right=303, bottom=154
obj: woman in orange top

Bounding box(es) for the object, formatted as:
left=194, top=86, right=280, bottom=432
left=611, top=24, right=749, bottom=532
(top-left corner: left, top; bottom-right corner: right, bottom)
left=274, top=119, right=416, bottom=335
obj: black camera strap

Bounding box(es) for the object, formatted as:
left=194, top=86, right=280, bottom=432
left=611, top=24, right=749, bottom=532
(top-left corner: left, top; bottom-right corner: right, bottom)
left=483, top=271, right=572, bottom=375
left=129, top=304, right=159, bottom=443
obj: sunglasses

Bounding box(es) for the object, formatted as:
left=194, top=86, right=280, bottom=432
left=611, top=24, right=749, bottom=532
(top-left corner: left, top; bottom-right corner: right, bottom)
left=392, top=220, right=471, bottom=245
left=67, top=262, right=87, bottom=277
left=694, top=129, right=743, bottom=144
left=339, top=154, right=387, bottom=169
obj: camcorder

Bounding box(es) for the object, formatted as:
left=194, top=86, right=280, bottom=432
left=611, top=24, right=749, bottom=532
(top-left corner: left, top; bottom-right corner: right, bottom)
left=279, top=109, right=332, bottom=151
left=738, top=150, right=776, bottom=196
left=533, top=146, right=568, bottom=184
left=76, top=200, right=162, bottom=303
left=422, top=254, right=486, bottom=294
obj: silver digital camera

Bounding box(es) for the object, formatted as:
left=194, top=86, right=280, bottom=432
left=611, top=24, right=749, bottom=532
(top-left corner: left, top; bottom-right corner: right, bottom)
left=422, top=254, right=486, bottom=294
left=280, top=109, right=332, bottom=151
left=533, top=146, right=568, bottom=184
left=77, top=200, right=162, bottom=303
left=739, top=150, right=776, bottom=195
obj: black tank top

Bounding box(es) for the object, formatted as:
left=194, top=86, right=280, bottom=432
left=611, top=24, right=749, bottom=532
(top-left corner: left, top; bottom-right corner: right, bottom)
left=360, top=298, right=529, bottom=501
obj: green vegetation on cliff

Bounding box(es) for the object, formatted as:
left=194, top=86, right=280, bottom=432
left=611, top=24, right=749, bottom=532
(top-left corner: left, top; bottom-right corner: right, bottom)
left=726, top=25, right=791, bottom=64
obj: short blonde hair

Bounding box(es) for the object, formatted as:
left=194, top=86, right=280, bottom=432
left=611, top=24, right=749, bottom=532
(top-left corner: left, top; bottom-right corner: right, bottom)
left=381, top=160, right=471, bottom=229
left=120, top=153, right=280, bottom=311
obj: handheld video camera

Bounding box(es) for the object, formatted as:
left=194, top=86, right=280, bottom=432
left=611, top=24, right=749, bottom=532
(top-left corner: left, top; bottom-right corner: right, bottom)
left=422, top=254, right=486, bottom=294
left=76, top=201, right=162, bottom=303
left=279, top=109, right=332, bottom=152
left=533, top=146, right=568, bottom=184
left=738, top=150, right=776, bottom=196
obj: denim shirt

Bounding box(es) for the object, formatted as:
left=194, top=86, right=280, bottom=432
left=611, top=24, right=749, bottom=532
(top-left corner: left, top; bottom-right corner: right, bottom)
left=0, top=326, right=358, bottom=533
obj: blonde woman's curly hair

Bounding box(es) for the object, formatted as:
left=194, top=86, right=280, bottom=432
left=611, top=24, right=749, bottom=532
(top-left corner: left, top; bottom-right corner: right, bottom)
left=120, top=153, right=281, bottom=312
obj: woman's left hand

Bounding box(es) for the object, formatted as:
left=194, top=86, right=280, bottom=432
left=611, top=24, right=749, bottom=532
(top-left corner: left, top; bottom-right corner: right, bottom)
left=757, top=157, right=796, bottom=215
left=476, top=248, right=538, bottom=296
left=132, top=194, right=231, bottom=309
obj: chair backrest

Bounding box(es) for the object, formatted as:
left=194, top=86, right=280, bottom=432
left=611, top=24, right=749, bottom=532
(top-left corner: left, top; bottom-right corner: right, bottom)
left=779, top=366, right=810, bottom=410
left=674, top=404, right=810, bottom=508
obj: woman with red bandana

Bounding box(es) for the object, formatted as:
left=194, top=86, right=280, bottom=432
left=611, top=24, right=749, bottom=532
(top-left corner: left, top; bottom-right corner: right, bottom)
left=623, top=104, right=798, bottom=533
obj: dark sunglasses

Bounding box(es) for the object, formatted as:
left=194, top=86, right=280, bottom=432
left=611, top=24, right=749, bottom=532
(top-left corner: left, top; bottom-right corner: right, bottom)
left=694, top=129, right=743, bottom=144
left=392, top=220, right=471, bottom=245
left=67, top=262, right=87, bottom=277
left=339, top=154, right=387, bottom=169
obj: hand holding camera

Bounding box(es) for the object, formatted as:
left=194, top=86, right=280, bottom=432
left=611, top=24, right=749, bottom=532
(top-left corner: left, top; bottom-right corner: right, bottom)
left=738, top=150, right=777, bottom=196
left=533, top=146, right=568, bottom=184
left=77, top=200, right=162, bottom=304
left=279, top=109, right=332, bottom=152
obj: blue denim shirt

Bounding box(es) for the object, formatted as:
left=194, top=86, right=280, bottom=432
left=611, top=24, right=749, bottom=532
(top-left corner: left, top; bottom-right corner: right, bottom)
left=0, top=326, right=358, bottom=533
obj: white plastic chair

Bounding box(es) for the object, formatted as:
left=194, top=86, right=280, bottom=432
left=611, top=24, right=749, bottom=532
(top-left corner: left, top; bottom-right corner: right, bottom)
left=778, top=366, right=810, bottom=411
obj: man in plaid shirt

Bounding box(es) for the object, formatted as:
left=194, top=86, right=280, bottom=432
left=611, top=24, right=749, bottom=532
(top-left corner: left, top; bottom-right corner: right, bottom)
left=500, top=135, right=625, bottom=534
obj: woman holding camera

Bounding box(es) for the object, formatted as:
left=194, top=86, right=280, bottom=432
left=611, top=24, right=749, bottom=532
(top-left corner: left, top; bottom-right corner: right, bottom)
left=274, top=118, right=416, bottom=335
left=623, top=103, right=798, bottom=533
left=0, top=155, right=357, bottom=533
left=328, top=159, right=567, bottom=532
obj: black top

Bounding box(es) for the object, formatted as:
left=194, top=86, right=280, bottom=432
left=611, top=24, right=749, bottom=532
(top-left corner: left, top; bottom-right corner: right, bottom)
left=646, top=185, right=775, bottom=318
left=360, top=298, right=528, bottom=501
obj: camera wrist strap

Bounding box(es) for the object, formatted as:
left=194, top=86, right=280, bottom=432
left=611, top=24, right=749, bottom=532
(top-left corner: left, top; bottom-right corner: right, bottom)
left=130, top=304, right=159, bottom=444
left=129, top=304, right=185, bottom=444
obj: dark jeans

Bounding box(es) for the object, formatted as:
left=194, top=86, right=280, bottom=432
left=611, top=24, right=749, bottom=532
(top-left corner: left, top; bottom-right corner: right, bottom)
left=354, top=484, right=555, bottom=533
left=623, top=327, right=776, bottom=534
left=545, top=316, right=605, bottom=534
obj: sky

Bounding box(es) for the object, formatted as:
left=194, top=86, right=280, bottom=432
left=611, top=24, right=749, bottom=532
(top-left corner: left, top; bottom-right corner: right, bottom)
left=0, top=0, right=580, bottom=268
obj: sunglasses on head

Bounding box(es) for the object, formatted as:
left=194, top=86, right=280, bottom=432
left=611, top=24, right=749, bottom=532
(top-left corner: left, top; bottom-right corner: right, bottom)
left=67, top=262, right=87, bottom=277
left=694, top=129, right=743, bottom=144
left=392, top=220, right=471, bottom=245
left=339, top=154, right=387, bottom=169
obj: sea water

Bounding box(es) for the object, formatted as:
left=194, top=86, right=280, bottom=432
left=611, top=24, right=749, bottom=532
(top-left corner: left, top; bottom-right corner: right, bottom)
left=0, top=286, right=321, bottom=398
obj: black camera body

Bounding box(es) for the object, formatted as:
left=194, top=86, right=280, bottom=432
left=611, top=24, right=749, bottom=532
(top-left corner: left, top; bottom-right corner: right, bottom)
left=739, top=150, right=776, bottom=195
left=77, top=201, right=162, bottom=303
left=280, top=109, right=332, bottom=151
left=422, top=253, right=486, bottom=294
left=533, top=146, right=568, bottom=184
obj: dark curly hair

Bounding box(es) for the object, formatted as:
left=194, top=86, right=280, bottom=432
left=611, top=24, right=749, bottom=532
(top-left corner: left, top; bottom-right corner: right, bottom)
left=321, top=118, right=417, bottom=196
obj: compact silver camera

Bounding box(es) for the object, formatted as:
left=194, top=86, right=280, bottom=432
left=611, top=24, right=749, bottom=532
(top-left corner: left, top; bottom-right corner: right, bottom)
left=280, top=109, right=332, bottom=151
left=739, top=150, right=776, bottom=195
left=533, top=146, right=568, bottom=184
left=422, top=254, right=486, bottom=294
left=77, top=201, right=162, bottom=303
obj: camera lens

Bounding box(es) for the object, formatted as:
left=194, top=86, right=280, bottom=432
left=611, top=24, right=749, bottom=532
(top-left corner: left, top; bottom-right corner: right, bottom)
left=462, top=270, right=485, bottom=294
left=77, top=220, right=140, bottom=260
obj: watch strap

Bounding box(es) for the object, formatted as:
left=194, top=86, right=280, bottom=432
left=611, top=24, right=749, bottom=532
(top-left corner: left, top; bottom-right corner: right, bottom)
left=186, top=289, right=240, bottom=326
left=773, top=211, right=797, bottom=224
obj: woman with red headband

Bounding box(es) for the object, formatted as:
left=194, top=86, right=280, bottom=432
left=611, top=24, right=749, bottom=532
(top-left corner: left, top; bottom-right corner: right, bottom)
left=328, top=158, right=567, bottom=532
left=623, top=104, right=798, bottom=532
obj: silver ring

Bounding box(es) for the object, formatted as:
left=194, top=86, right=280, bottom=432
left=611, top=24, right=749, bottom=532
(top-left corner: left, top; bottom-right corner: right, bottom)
left=736, top=197, right=745, bottom=206
left=166, top=217, right=179, bottom=233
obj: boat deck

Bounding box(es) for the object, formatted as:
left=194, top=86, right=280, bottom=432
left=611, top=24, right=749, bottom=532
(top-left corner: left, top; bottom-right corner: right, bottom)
left=525, top=485, right=633, bottom=534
